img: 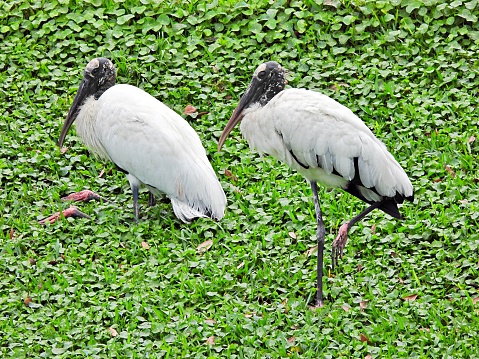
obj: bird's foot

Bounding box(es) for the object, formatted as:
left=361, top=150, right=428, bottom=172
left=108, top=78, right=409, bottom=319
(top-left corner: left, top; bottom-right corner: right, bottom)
left=331, top=221, right=349, bottom=269
left=61, top=190, right=110, bottom=203
left=308, top=299, right=324, bottom=310
left=39, top=206, right=91, bottom=225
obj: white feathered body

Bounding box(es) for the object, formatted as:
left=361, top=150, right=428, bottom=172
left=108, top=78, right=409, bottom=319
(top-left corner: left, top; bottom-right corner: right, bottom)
left=74, top=84, right=226, bottom=222
left=240, top=88, right=413, bottom=203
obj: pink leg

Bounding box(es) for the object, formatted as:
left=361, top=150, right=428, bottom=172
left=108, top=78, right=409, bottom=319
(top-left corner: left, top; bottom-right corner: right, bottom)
left=38, top=206, right=91, bottom=225
left=61, top=190, right=110, bottom=203
left=331, top=221, right=350, bottom=268
left=331, top=201, right=383, bottom=269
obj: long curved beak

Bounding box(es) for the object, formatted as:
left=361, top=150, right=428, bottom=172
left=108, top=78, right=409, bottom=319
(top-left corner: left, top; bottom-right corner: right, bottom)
left=217, top=85, right=257, bottom=151
left=58, top=78, right=90, bottom=148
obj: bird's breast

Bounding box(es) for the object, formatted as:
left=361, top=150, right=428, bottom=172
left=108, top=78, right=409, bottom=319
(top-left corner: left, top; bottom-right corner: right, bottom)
left=75, top=96, right=110, bottom=160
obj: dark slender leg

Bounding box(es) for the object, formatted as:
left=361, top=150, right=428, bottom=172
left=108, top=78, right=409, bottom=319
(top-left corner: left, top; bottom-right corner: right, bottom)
left=132, top=184, right=140, bottom=222
left=331, top=201, right=383, bottom=269
left=148, top=192, right=156, bottom=207
left=310, top=181, right=325, bottom=307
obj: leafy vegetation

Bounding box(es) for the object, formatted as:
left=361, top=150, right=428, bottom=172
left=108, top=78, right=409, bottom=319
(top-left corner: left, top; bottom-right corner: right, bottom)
left=1, top=0, right=478, bottom=357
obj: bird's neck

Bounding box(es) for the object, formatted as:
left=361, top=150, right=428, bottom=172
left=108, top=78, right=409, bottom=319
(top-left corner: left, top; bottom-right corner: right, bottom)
left=75, top=97, right=109, bottom=160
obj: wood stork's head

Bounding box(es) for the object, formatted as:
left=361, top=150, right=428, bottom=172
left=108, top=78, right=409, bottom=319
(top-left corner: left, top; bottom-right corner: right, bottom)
left=58, top=58, right=116, bottom=147
left=218, top=61, right=286, bottom=151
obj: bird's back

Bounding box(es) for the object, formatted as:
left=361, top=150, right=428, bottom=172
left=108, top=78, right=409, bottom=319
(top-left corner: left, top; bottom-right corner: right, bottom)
left=240, top=88, right=413, bottom=214
left=91, top=84, right=226, bottom=220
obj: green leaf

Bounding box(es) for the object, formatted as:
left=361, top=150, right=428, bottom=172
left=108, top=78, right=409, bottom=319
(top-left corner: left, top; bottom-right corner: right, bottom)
left=157, top=13, right=170, bottom=26
left=249, top=21, right=262, bottom=34
left=296, top=19, right=307, bottom=33
left=117, top=14, right=134, bottom=25
left=458, top=8, right=477, bottom=22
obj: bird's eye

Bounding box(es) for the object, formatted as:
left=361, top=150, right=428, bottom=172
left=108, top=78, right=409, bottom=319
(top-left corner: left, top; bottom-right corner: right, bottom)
left=91, top=68, right=99, bottom=76
left=258, top=71, right=267, bottom=79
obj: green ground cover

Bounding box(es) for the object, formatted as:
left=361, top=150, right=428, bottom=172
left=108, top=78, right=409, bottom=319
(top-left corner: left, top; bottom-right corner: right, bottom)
left=1, top=0, right=478, bottom=357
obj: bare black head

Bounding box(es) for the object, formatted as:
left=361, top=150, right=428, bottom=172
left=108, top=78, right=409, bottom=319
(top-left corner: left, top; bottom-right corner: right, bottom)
left=247, top=61, right=286, bottom=106
left=218, top=61, right=286, bottom=151
left=58, top=58, right=116, bottom=147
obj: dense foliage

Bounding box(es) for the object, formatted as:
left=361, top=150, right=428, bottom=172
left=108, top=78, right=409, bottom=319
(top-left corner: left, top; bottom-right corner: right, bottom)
left=1, top=0, right=478, bottom=357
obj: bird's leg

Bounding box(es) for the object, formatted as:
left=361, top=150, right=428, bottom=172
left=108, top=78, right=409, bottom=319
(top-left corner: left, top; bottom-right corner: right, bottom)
left=331, top=201, right=382, bottom=269
left=148, top=192, right=156, bottom=207
left=310, top=181, right=325, bottom=308
left=131, top=184, right=140, bottom=222
left=61, top=190, right=111, bottom=203
left=126, top=174, right=142, bottom=222
left=39, top=206, right=91, bottom=225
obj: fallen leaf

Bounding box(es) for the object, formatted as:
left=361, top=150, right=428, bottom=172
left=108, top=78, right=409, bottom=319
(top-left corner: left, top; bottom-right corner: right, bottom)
left=459, top=199, right=469, bottom=205
left=206, top=336, right=215, bottom=345
left=306, top=245, right=317, bottom=257
left=183, top=104, right=197, bottom=114
left=360, top=333, right=370, bottom=343
left=371, top=223, right=376, bottom=235
left=403, top=293, right=418, bottom=301
left=225, top=169, right=238, bottom=182
left=99, top=169, right=105, bottom=178
left=197, top=239, right=213, bottom=253
left=468, top=135, right=475, bottom=144
left=342, top=304, right=350, bottom=312
left=29, top=258, right=36, bottom=265
left=433, top=177, right=442, bottom=182
left=391, top=251, right=397, bottom=257
left=419, top=327, right=430, bottom=332
left=24, top=297, right=33, bottom=307
left=287, top=336, right=296, bottom=343
left=329, top=82, right=349, bottom=91
left=183, top=104, right=197, bottom=118
left=398, top=276, right=404, bottom=284
left=288, top=232, right=296, bottom=239
left=445, top=165, right=455, bottom=178
left=365, top=355, right=373, bottom=359
left=9, top=229, right=14, bottom=239
left=60, top=147, right=69, bottom=154
left=357, top=263, right=363, bottom=272
left=108, top=327, right=118, bottom=337
left=211, top=65, right=219, bottom=72
left=472, top=297, right=479, bottom=305
left=237, top=261, right=245, bottom=269
left=141, top=241, right=150, bottom=250
left=360, top=301, right=368, bottom=311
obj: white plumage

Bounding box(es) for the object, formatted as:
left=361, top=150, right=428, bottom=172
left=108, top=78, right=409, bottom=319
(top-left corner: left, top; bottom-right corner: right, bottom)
left=239, top=88, right=413, bottom=201
left=218, top=61, right=414, bottom=307
left=59, top=58, right=226, bottom=222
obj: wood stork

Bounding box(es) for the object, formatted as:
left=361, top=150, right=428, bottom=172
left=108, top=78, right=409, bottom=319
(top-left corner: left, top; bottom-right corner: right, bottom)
left=217, top=61, right=414, bottom=307
left=57, top=57, right=226, bottom=223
